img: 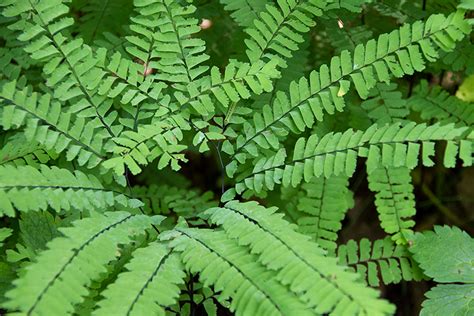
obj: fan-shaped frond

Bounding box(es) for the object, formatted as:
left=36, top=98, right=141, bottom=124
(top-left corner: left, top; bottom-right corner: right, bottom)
left=206, top=201, right=395, bottom=315
left=0, top=81, right=106, bottom=168
left=337, top=238, right=424, bottom=287
left=166, top=228, right=315, bottom=316
left=226, top=11, right=470, bottom=169
left=408, top=80, right=474, bottom=127
left=288, top=175, right=353, bottom=253
left=235, top=122, right=472, bottom=194
left=4, top=211, right=158, bottom=315
left=94, top=242, right=185, bottom=316
left=0, top=165, right=142, bottom=216
left=368, top=167, right=416, bottom=244
left=0, top=134, right=56, bottom=167
left=219, top=0, right=269, bottom=27
left=244, top=0, right=327, bottom=67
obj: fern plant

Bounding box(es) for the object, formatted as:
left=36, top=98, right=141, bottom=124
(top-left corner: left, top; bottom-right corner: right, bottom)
left=0, top=0, right=473, bottom=315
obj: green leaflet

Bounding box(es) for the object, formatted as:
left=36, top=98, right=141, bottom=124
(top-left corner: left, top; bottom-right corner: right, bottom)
left=4, top=211, right=160, bottom=315
left=409, top=226, right=474, bottom=316
left=410, top=226, right=474, bottom=283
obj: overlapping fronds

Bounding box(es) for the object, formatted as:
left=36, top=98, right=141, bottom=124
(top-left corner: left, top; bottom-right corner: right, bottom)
left=166, top=228, right=317, bottom=316
left=205, top=201, right=395, bottom=315
left=361, top=83, right=409, bottom=125
left=291, top=175, right=353, bottom=253
left=337, top=238, right=424, bottom=287
left=244, top=0, right=327, bottom=67
left=4, top=212, right=158, bottom=315
left=96, top=51, right=171, bottom=130
left=0, top=165, right=142, bottom=216
left=0, top=134, right=56, bottom=167
left=368, top=167, right=416, bottom=244
left=94, top=242, right=185, bottom=316
left=0, top=81, right=106, bottom=168
left=219, top=0, right=269, bottom=27
left=408, top=80, right=474, bottom=127
left=226, top=11, right=470, bottom=168
left=102, top=123, right=187, bottom=176
left=179, top=60, right=280, bottom=116
left=1, top=0, right=119, bottom=138
left=235, top=122, right=472, bottom=194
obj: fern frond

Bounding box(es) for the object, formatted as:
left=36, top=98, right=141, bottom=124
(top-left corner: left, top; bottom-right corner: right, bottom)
left=0, top=81, right=106, bottom=168
left=0, top=134, right=56, bottom=167
left=102, top=122, right=188, bottom=176
left=337, top=238, right=425, bottom=287
left=235, top=122, right=472, bottom=194
left=4, top=211, right=158, bottom=315
left=166, top=228, right=315, bottom=316
left=361, top=83, right=409, bottom=125
left=96, top=51, right=171, bottom=130
left=368, top=167, right=416, bottom=244
left=219, top=0, right=269, bottom=27
left=292, top=175, right=353, bottom=253
left=94, top=242, right=185, bottom=316
left=441, top=38, right=474, bottom=74
left=205, top=201, right=395, bottom=315
left=132, top=184, right=216, bottom=216
left=147, top=0, right=209, bottom=87
left=2, top=0, right=119, bottom=138
left=408, top=80, right=474, bottom=127
left=244, top=0, right=327, bottom=67
left=174, top=60, right=280, bottom=116
left=0, top=165, right=142, bottom=216
left=226, top=11, right=470, bottom=167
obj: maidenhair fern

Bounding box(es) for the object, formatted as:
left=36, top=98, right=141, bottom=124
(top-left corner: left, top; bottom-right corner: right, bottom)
left=0, top=0, right=473, bottom=315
